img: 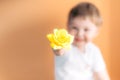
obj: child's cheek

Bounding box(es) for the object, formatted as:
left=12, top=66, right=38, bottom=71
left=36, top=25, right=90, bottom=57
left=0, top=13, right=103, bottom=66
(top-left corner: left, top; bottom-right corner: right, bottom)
left=85, top=35, right=91, bottom=42
left=68, top=31, right=76, bottom=36
left=86, top=36, right=92, bottom=42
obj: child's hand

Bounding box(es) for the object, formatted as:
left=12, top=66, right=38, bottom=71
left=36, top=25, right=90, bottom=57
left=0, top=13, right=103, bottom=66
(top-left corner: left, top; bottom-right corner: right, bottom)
left=53, top=49, right=66, bottom=56
left=46, top=28, right=74, bottom=50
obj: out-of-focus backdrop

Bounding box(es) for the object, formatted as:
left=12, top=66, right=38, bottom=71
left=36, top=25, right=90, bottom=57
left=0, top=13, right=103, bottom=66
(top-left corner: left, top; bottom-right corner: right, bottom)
left=0, top=0, right=119, bottom=80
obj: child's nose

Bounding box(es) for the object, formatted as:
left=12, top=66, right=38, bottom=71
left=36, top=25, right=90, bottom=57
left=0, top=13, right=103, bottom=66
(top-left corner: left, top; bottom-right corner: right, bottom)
left=77, top=30, right=84, bottom=37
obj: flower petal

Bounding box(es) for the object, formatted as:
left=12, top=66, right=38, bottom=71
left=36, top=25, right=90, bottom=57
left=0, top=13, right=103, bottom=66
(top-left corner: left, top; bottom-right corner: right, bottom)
left=46, top=34, right=54, bottom=42
left=47, top=28, right=74, bottom=50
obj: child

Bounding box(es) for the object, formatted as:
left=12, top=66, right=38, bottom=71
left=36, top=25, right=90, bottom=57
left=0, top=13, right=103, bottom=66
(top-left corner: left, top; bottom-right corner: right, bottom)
left=53, top=2, right=110, bottom=80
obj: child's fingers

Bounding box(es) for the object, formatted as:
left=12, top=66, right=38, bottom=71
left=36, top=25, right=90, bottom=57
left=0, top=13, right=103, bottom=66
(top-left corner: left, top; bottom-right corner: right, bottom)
left=53, top=49, right=65, bottom=56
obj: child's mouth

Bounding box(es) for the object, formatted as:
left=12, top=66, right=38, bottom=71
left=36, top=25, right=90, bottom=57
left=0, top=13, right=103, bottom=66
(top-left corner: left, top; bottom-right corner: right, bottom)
left=75, top=38, right=83, bottom=42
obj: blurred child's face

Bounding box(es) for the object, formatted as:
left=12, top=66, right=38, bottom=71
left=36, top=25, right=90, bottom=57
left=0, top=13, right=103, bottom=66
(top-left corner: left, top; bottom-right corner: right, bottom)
left=68, top=17, right=98, bottom=47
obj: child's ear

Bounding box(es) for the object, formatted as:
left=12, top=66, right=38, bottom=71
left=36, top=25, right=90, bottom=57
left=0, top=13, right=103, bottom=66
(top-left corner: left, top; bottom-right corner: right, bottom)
left=94, top=27, right=100, bottom=37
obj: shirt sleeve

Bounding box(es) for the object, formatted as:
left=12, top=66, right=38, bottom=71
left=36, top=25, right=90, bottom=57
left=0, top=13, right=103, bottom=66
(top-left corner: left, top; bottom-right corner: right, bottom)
left=92, top=47, right=106, bottom=72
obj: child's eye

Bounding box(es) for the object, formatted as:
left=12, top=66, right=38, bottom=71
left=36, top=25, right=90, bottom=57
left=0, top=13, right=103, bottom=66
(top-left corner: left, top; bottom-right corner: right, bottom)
left=72, top=26, right=78, bottom=30
left=84, top=28, right=89, bottom=32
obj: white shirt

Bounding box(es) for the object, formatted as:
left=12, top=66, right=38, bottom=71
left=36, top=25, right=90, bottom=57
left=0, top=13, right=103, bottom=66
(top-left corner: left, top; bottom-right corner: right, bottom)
left=54, top=43, right=106, bottom=80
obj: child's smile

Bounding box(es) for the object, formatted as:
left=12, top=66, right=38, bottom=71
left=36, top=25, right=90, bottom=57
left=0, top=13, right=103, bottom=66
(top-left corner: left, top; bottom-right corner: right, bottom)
left=68, top=17, right=98, bottom=48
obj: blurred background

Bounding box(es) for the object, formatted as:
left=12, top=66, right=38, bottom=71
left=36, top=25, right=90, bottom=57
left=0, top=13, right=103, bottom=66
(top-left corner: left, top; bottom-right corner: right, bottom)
left=0, top=0, right=119, bottom=80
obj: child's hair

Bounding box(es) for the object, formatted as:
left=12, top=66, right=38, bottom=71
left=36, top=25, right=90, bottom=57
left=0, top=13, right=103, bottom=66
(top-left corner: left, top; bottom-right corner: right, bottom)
left=68, top=2, right=102, bottom=26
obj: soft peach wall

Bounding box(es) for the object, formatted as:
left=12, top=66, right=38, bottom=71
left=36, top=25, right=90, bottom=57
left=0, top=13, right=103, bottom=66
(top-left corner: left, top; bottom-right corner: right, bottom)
left=110, top=0, right=120, bottom=80
left=0, top=0, right=110, bottom=80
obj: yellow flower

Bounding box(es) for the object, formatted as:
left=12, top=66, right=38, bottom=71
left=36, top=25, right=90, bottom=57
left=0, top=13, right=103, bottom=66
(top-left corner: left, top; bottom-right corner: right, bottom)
left=47, top=29, right=74, bottom=50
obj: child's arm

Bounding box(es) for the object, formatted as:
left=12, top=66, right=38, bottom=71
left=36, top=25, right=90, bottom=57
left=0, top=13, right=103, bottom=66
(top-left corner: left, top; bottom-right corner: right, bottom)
left=91, top=45, right=110, bottom=80
left=92, top=47, right=110, bottom=80
left=93, top=69, right=110, bottom=80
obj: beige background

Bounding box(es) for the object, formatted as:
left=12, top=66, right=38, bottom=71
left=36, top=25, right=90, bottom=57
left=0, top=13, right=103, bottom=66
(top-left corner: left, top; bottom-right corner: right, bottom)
left=0, top=0, right=119, bottom=80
